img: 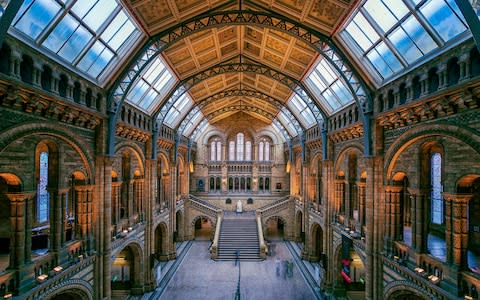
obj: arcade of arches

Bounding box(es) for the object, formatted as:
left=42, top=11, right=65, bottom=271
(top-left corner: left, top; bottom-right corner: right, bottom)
left=0, top=0, right=480, bottom=299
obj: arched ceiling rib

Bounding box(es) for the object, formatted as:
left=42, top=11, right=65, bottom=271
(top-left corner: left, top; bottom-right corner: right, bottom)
left=153, top=58, right=325, bottom=132
left=108, top=8, right=372, bottom=132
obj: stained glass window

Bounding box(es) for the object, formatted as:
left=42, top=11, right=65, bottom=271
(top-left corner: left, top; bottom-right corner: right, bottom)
left=342, top=0, right=468, bottom=82
left=431, top=153, right=443, bottom=224
left=236, top=133, right=244, bottom=161
left=11, top=0, right=142, bottom=82
left=37, top=151, right=49, bottom=223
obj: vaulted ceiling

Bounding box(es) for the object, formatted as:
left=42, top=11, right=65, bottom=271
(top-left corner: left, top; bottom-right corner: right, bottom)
left=121, top=0, right=357, bottom=129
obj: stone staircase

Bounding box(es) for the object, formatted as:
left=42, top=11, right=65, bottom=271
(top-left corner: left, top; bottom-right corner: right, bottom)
left=217, top=214, right=261, bottom=260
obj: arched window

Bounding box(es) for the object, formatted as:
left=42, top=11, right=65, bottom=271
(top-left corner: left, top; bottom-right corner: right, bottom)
left=37, top=151, right=49, bottom=223
left=258, top=140, right=271, bottom=161
left=229, top=141, right=235, bottom=161
left=236, top=133, right=244, bottom=161
left=216, top=141, right=221, bottom=161
left=210, top=141, right=216, bottom=161
left=245, top=141, right=252, bottom=161
left=431, top=153, right=443, bottom=224
left=265, top=141, right=270, bottom=161
left=259, top=142, right=264, bottom=161
left=210, top=139, right=222, bottom=161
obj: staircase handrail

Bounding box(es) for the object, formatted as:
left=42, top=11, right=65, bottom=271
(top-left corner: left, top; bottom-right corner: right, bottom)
left=256, top=213, right=267, bottom=259
left=189, top=194, right=222, bottom=212
left=210, top=213, right=222, bottom=260
left=257, top=195, right=291, bottom=211
left=257, top=195, right=292, bottom=218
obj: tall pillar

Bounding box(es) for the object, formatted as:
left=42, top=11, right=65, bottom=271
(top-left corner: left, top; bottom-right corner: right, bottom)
left=6, top=193, right=27, bottom=268
left=24, top=194, right=34, bottom=264
left=444, top=193, right=472, bottom=269
left=112, top=182, right=122, bottom=229
left=408, top=188, right=427, bottom=253
left=358, top=182, right=366, bottom=230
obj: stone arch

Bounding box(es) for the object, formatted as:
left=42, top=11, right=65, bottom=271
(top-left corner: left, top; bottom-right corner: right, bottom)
left=191, top=214, right=215, bottom=240
left=176, top=209, right=185, bottom=241
left=310, top=222, right=324, bottom=262
left=384, top=280, right=436, bottom=300
left=263, top=215, right=287, bottom=239
left=115, top=141, right=146, bottom=176
left=333, top=143, right=364, bottom=175
left=255, top=129, right=282, bottom=145
left=295, top=210, right=303, bottom=242
left=108, top=11, right=370, bottom=127
left=201, top=129, right=227, bottom=145
left=0, top=173, right=22, bottom=189
left=0, top=122, right=95, bottom=182
left=154, top=222, right=169, bottom=261
left=41, top=280, right=93, bottom=300
left=384, top=124, right=480, bottom=180
left=111, top=241, right=144, bottom=293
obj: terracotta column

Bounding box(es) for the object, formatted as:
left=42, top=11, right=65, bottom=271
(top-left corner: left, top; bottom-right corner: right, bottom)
left=358, top=182, right=366, bottom=228
left=112, top=182, right=122, bottom=228
left=5, top=193, right=31, bottom=268
left=444, top=193, right=472, bottom=269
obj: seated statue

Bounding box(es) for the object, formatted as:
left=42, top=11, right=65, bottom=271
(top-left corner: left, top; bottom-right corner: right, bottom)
left=236, top=200, right=243, bottom=213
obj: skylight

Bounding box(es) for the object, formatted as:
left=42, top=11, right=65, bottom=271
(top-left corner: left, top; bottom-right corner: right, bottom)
left=179, top=106, right=205, bottom=137
left=163, top=94, right=194, bottom=128
left=0, top=1, right=10, bottom=17
left=277, top=110, right=298, bottom=137
left=305, top=57, right=354, bottom=114
left=191, top=119, right=209, bottom=141
left=341, top=0, right=468, bottom=83
left=11, top=0, right=142, bottom=82
left=287, top=94, right=316, bottom=128
left=126, top=57, right=176, bottom=112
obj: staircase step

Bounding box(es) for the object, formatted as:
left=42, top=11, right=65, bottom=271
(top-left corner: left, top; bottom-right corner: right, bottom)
left=217, top=217, right=261, bottom=261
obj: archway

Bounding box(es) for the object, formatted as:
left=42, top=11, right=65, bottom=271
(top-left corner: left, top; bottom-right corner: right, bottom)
left=111, top=243, right=143, bottom=295
left=176, top=210, right=184, bottom=242
left=336, top=241, right=365, bottom=297
left=264, top=216, right=285, bottom=241
left=49, top=290, right=90, bottom=300
left=296, top=211, right=303, bottom=243
left=154, top=223, right=168, bottom=261
left=311, top=223, right=323, bottom=263
left=194, top=216, right=213, bottom=240
left=0, top=173, right=21, bottom=276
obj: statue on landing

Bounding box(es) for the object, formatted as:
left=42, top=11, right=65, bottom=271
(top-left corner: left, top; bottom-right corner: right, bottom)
left=236, top=200, right=243, bottom=214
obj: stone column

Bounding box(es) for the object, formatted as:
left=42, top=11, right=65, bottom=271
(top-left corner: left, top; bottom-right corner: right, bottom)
left=408, top=188, right=427, bottom=253
left=32, top=61, right=43, bottom=88
left=419, top=73, right=429, bottom=97
left=334, top=179, right=344, bottom=220
left=112, top=182, right=122, bottom=228
left=404, top=77, right=413, bottom=102
left=437, top=63, right=448, bottom=90
left=24, top=194, right=34, bottom=264
left=51, top=69, right=61, bottom=95
left=9, top=49, right=21, bottom=79
left=48, top=188, right=68, bottom=259
left=444, top=193, right=472, bottom=269
left=5, top=193, right=29, bottom=268
left=458, top=52, right=471, bottom=82
left=168, top=164, right=177, bottom=259
left=128, top=179, right=135, bottom=224
left=358, top=182, right=366, bottom=229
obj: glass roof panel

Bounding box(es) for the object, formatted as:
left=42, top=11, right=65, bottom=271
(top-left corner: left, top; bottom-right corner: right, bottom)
left=0, top=0, right=12, bottom=17
left=125, top=56, right=176, bottom=112
left=11, top=0, right=142, bottom=83
left=287, top=95, right=316, bottom=128
left=341, top=0, right=468, bottom=83
left=163, top=94, right=194, bottom=128
left=277, top=111, right=297, bottom=136
left=305, top=57, right=355, bottom=114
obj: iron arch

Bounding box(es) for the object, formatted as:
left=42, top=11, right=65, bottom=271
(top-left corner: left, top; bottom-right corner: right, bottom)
left=153, top=60, right=325, bottom=131
left=107, top=10, right=370, bottom=119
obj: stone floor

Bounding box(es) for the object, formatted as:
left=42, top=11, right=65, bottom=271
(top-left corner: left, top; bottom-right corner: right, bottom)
left=159, top=240, right=316, bottom=300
